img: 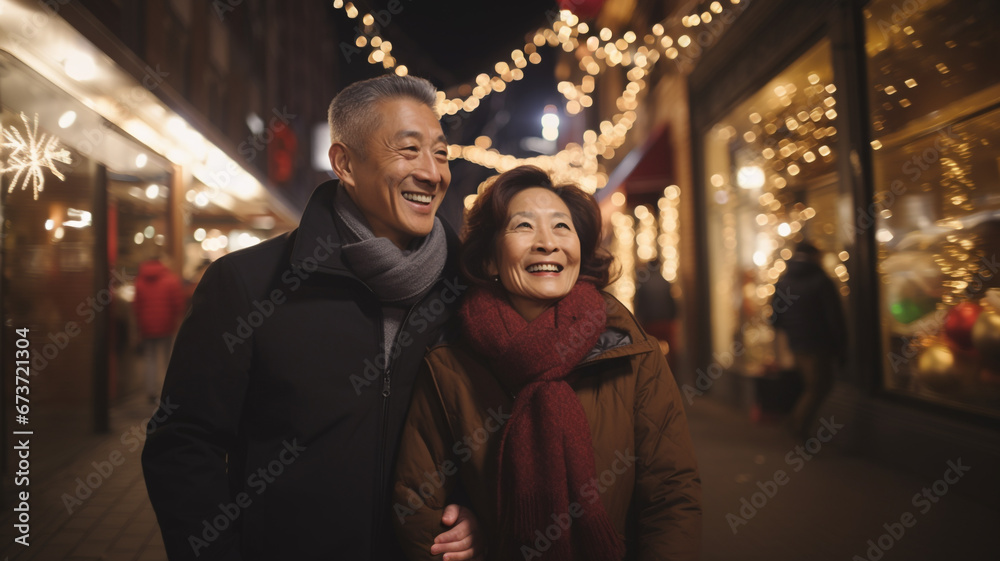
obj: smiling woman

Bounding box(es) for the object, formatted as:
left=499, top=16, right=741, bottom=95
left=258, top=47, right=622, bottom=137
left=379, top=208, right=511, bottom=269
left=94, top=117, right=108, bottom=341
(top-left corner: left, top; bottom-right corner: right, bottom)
left=491, top=185, right=583, bottom=319
left=460, top=166, right=612, bottom=295
left=393, top=165, right=703, bottom=561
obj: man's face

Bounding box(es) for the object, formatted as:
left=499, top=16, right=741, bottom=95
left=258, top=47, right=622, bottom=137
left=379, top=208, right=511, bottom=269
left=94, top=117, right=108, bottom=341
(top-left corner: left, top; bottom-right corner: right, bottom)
left=337, top=98, right=451, bottom=248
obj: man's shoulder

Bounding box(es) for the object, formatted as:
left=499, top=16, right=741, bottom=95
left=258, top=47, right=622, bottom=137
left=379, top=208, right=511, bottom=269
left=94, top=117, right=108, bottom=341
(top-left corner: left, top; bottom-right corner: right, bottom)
left=218, top=231, right=293, bottom=268
left=205, top=231, right=296, bottom=289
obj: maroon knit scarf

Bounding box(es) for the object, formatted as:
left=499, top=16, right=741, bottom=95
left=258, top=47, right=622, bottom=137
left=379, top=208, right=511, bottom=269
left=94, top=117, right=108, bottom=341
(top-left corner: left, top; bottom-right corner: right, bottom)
left=460, top=281, right=625, bottom=561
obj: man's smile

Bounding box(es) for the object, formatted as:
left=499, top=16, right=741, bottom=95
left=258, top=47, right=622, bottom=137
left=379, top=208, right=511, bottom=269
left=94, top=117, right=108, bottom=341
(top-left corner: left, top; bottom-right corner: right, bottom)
left=402, top=191, right=433, bottom=205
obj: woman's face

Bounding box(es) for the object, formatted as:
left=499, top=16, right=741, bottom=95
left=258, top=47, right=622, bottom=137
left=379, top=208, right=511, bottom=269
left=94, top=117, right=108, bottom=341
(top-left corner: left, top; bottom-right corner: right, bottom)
left=491, top=187, right=581, bottom=321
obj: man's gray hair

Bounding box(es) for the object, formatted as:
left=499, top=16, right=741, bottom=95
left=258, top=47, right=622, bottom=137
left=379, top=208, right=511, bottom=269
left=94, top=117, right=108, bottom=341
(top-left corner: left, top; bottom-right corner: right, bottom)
left=328, top=74, right=439, bottom=159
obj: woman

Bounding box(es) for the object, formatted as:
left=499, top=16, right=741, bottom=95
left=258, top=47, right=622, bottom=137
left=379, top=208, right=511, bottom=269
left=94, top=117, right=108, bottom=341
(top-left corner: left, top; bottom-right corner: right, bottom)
left=393, top=166, right=701, bottom=561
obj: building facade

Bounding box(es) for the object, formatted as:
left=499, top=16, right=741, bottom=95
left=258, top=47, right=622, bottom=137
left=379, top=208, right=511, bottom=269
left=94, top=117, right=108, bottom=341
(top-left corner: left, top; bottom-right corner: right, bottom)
left=0, top=0, right=340, bottom=478
left=589, top=0, right=1000, bottom=506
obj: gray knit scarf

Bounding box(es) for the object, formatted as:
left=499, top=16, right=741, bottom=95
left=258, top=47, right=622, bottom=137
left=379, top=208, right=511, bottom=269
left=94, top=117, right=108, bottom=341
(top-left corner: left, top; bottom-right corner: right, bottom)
left=333, top=185, right=447, bottom=356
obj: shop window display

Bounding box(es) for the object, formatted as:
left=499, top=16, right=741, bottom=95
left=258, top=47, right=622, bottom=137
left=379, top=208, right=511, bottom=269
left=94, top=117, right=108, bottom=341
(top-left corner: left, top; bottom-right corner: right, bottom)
left=865, top=0, right=1000, bottom=415
left=1, top=60, right=100, bottom=429
left=0, top=51, right=175, bottom=416
left=703, top=40, right=850, bottom=376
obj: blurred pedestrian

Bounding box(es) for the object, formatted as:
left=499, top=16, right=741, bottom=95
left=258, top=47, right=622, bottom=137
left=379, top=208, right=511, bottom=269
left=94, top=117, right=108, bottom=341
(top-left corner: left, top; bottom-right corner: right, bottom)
left=634, top=259, right=679, bottom=367
left=132, top=253, right=186, bottom=403
left=770, top=241, right=847, bottom=441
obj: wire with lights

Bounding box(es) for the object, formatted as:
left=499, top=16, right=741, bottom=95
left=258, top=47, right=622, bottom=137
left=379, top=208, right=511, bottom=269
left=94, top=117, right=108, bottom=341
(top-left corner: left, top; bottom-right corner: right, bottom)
left=331, top=0, right=751, bottom=192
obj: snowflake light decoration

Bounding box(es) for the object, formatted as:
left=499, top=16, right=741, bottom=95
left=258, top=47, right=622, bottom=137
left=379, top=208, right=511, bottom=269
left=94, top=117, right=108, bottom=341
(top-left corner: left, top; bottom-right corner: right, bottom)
left=2, top=112, right=73, bottom=200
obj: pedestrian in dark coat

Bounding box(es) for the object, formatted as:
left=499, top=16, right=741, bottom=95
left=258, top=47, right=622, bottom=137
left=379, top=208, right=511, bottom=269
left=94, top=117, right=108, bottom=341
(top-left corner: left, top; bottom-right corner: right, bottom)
left=771, top=241, right=847, bottom=441
left=142, top=75, right=483, bottom=561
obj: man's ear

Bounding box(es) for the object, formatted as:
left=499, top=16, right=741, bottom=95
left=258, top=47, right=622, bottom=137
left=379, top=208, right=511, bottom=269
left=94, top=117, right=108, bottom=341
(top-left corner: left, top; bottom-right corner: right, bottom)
left=329, top=143, right=356, bottom=188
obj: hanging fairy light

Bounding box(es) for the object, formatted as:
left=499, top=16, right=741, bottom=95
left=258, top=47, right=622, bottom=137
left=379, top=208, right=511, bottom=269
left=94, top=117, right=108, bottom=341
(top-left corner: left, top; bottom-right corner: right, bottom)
left=332, top=1, right=747, bottom=111
left=634, top=205, right=656, bottom=263
left=714, top=61, right=843, bottom=302
left=609, top=211, right=637, bottom=310
left=933, top=129, right=980, bottom=307
left=331, top=2, right=749, bottom=191
left=454, top=141, right=606, bottom=193
left=658, top=185, right=681, bottom=282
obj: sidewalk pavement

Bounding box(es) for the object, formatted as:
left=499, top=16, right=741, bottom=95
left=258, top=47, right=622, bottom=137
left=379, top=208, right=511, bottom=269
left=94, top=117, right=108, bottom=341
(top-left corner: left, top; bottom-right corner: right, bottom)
left=1, top=392, right=998, bottom=560
left=687, top=397, right=1000, bottom=561
left=0, top=393, right=165, bottom=561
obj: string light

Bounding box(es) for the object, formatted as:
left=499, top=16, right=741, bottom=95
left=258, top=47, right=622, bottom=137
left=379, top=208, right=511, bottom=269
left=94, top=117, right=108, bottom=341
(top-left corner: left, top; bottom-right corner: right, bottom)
left=933, top=130, right=980, bottom=307
left=609, top=211, right=637, bottom=310
left=330, top=2, right=749, bottom=190
left=709, top=60, right=845, bottom=305
left=635, top=205, right=656, bottom=262
left=659, top=185, right=681, bottom=282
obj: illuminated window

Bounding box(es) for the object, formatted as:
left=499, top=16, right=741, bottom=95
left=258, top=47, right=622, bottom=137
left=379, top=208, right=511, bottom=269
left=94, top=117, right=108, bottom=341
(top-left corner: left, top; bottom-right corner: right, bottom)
left=866, top=0, right=1000, bottom=416
left=702, top=40, right=849, bottom=374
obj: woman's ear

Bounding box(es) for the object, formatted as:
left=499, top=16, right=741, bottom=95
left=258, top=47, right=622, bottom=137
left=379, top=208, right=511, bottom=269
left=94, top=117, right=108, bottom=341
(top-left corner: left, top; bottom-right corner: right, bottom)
left=329, top=143, right=356, bottom=188
left=486, top=260, right=498, bottom=277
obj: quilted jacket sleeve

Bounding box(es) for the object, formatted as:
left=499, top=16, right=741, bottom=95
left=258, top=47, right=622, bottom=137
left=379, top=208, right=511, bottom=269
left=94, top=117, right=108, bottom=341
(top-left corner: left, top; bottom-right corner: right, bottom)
left=392, top=360, right=457, bottom=561
left=633, top=345, right=703, bottom=560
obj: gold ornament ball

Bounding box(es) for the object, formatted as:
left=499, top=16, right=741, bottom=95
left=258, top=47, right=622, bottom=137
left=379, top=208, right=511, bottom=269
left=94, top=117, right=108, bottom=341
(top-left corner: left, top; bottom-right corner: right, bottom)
left=915, top=343, right=962, bottom=394
left=971, top=309, right=1000, bottom=369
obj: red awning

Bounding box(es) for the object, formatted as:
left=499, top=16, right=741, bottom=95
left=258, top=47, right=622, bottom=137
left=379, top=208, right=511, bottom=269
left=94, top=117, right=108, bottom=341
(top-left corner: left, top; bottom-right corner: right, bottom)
left=598, top=123, right=675, bottom=202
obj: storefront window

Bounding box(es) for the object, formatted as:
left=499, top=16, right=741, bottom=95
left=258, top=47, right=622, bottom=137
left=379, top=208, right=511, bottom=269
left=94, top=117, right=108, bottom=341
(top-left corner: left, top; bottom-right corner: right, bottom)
left=1, top=54, right=101, bottom=435
left=110, top=175, right=172, bottom=273
left=1, top=51, right=174, bottom=433
left=704, top=39, right=850, bottom=375
left=865, top=0, right=1000, bottom=415
left=108, top=162, right=175, bottom=400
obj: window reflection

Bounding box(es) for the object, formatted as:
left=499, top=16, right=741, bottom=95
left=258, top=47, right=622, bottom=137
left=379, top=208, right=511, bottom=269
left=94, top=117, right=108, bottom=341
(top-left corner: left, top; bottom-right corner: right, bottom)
left=0, top=51, right=175, bottom=430
left=866, top=0, right=1000, bottom=415
left=704, top=39, right=850, bottom=374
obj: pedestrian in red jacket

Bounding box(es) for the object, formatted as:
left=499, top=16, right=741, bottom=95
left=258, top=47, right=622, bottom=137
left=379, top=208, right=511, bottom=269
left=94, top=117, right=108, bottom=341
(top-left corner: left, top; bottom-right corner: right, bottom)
left=133, top=257, right=186, bottom=403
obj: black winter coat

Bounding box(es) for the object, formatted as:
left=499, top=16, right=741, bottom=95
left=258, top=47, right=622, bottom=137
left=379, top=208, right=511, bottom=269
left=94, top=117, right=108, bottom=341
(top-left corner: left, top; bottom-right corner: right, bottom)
left=771, top=258, right=846, bottom=356
left=142, top=180, right=465, bottom=561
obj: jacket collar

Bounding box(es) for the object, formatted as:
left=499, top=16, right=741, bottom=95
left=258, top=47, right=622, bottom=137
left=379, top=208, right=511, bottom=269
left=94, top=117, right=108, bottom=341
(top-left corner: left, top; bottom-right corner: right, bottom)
left=290, top=180, right=349, bottom=274
left=578, top=292, right=659, bottom=364
left=289, top=179, right=460, bottom=278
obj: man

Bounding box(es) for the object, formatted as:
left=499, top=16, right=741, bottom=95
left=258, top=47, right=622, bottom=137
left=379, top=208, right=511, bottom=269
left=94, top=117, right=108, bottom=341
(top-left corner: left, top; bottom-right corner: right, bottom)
left=143, top=75, right=480, bottom=561
left=770, top=241, right=847, bottom=441
left=132, top=252, right=185, bottom=403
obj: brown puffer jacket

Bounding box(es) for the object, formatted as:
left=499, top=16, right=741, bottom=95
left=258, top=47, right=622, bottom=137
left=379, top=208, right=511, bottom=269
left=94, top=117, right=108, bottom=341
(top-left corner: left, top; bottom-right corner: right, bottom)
left=392, top=292, right=702, bottom=561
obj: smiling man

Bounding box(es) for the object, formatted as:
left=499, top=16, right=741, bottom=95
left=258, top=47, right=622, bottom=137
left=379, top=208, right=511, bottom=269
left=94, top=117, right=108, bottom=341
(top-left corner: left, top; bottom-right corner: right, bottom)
left=142, top=75, right=482, bottom=561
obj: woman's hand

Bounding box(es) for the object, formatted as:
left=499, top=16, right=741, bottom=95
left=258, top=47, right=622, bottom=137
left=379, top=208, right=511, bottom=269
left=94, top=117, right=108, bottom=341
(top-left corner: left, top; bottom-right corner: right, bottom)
left=431, top=504, right=485, bottom=560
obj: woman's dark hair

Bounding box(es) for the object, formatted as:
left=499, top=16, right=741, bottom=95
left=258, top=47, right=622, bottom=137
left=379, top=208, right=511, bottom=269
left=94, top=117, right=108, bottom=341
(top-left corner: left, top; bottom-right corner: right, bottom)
left=460, top=165, right=614, bottom=288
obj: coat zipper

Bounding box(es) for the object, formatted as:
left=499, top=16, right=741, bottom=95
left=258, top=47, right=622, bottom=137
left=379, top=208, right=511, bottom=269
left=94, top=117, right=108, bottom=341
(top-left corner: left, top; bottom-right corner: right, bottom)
left=372, top=286, right=426, bottom=547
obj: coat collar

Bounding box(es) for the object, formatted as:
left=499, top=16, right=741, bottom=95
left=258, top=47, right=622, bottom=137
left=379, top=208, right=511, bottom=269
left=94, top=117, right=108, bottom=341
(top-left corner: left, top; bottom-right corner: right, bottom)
left=289, top=179, right=460, bottom=277
left=290, top=180, right=348, bottom=274
left=578, top=292, right=659, bottom=364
